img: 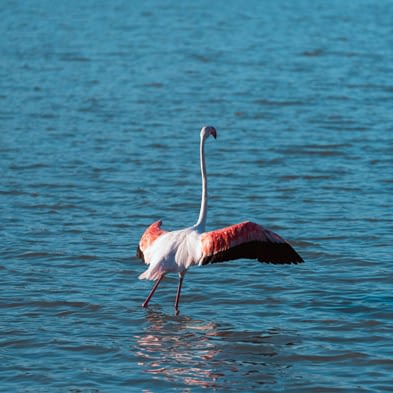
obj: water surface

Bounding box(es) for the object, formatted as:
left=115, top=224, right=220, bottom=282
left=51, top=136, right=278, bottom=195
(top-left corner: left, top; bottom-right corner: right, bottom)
left=1, top=0, right=393, bottom=392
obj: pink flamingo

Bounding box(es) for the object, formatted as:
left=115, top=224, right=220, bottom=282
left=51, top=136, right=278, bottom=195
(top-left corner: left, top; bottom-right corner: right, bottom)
left=137, top=126, right=303, bottom=314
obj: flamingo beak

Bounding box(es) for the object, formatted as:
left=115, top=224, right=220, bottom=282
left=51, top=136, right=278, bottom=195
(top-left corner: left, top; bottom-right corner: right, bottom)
left=210, top=128, right=217, bottom=139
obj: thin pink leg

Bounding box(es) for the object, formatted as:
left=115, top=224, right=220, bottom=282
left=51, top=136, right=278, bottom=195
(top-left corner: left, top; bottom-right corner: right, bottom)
left=142, top=275, right=164, bottom=308
left=174, top=272, right=185, bottom=315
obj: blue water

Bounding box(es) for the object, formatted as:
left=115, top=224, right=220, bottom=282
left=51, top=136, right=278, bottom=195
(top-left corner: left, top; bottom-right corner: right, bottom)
left=1, top=0, right=393, bottom=391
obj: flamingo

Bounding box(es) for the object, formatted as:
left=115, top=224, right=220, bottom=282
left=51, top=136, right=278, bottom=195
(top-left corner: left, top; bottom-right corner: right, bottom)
left=137, top=126, right=303, bottom=314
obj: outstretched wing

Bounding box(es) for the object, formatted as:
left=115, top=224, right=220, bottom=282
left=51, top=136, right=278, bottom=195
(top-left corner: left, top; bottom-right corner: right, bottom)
left=136, top=220, right=167, bottom=263
left=200, top=221, right=303, bottom=265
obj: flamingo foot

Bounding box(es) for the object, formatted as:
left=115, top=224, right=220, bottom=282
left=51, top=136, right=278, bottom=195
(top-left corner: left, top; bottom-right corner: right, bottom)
left=142, top=274, right=164, bottom=308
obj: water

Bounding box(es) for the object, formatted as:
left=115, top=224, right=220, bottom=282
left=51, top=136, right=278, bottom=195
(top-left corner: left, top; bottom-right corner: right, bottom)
left=1, top=0, right=393, bottom=391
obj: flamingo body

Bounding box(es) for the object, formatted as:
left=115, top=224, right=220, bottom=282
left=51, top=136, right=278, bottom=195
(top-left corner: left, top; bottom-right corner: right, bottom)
left=137, top=126, right=303, bottom=313
left=138, top=225, right=202, bottom=280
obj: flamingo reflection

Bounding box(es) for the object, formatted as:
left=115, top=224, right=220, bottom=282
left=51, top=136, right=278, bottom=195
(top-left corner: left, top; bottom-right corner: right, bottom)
left=135, top=310, right=297, bottom=390
left=135, top=310, right=222, bottom=388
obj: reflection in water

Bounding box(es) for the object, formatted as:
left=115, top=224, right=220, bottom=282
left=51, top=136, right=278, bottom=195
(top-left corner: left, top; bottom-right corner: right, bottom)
left=135, top=309, right=221, bottom=389
left=135, top=309, right=297, bottom=391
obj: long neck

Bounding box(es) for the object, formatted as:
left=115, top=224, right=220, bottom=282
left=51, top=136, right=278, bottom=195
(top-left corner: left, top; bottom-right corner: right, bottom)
left=195, top=136, right=208, bottom=231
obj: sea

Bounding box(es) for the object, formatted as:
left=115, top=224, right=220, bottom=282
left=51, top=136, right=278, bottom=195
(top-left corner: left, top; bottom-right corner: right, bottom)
left=1, top=0, right=393, bottom=392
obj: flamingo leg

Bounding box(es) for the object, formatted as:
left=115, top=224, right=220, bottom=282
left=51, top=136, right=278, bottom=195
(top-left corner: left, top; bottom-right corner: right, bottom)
left=142, top=274, right=164, bottom=308
left=174, top=272, right=185, bottom=315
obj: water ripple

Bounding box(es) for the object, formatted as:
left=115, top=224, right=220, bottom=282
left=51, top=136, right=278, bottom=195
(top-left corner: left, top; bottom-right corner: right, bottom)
left=1, top=0, right=393, bottom=391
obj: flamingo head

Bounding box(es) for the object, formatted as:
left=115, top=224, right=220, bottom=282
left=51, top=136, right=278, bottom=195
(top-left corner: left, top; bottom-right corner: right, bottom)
left=201, top=126, right=217, bottom=140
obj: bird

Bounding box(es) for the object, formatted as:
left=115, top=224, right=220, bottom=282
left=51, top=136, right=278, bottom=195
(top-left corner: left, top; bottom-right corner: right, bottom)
left=136, top=126, right=303, bottom=314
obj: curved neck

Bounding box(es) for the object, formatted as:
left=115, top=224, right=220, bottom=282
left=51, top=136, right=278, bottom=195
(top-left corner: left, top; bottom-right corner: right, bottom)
left=195, top=136, right=208, bottom=231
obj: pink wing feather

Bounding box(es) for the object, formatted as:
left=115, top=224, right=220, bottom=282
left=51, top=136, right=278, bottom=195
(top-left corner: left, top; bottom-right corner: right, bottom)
left=136, top=220, right=167, bottom=262
left=200, top=221, right=303, bottom=265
